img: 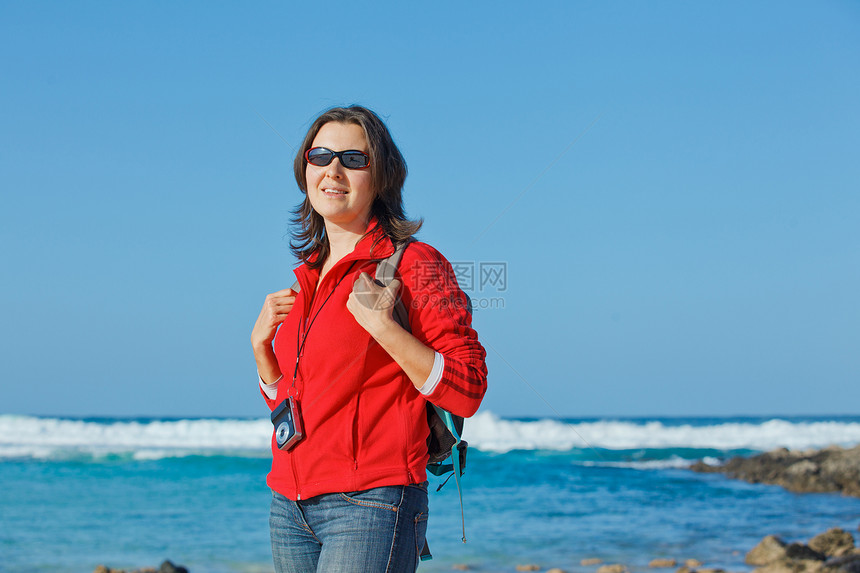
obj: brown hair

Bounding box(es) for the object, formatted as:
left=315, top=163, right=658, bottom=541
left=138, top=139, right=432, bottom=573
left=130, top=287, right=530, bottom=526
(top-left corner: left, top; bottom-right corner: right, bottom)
left=291, top=106, right=422, bottom=267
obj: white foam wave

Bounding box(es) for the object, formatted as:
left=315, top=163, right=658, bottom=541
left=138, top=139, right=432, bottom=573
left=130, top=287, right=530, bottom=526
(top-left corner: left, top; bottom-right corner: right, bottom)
left=463, top=412, right=860, bottom=453
left=2, top=413, right=859, bottom=460
left=581, top=456, right=694, bottom=470
left=0, top=415, right=272, bottom=460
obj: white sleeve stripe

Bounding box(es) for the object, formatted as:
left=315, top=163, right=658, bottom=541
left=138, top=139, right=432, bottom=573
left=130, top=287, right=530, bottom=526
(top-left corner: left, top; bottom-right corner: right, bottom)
left=418, top=352, right=444, bottom=396
left=259, top=373, right=282, bottom=401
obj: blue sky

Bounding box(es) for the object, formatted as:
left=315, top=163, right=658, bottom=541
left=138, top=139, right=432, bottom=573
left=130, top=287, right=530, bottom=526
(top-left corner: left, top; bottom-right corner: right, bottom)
left=2, top=1, right=858, bottom=418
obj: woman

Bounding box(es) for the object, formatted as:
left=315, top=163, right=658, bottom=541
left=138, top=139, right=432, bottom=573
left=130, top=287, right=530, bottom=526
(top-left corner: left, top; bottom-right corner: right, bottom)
left=251, top=105, right=487, bottom=573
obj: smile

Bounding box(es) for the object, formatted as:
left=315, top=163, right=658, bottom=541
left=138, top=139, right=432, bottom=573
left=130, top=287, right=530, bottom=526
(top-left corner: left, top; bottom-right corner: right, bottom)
left=322, top=188, right=348, bottom=197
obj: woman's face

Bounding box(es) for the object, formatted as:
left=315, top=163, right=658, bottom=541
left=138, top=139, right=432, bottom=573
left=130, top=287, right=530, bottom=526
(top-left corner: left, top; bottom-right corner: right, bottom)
left=305, top=121, right=375, bottom=234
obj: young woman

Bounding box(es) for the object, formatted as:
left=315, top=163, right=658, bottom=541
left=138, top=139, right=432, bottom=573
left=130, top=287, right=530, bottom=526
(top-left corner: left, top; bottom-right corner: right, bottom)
left=251, top=106, right=487, bottom=573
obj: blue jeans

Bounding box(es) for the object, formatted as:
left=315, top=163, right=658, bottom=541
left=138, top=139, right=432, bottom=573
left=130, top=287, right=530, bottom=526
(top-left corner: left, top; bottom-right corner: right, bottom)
left=270, top=483, right=429, bottom=573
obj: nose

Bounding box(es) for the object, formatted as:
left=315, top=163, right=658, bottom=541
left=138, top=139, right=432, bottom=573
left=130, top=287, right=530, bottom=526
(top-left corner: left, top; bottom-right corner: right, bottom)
left=325, top=156, right=346, bottom=177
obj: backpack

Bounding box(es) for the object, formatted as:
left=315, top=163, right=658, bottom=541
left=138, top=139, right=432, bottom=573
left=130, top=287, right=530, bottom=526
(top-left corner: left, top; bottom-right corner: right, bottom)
left=289, top=239, right=469, bottom=557
left=368, top=238, right=470, bottom=560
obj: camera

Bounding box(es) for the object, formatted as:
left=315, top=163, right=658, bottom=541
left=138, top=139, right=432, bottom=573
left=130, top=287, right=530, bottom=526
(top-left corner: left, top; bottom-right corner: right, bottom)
left=271, top=396, right=304, bottom=451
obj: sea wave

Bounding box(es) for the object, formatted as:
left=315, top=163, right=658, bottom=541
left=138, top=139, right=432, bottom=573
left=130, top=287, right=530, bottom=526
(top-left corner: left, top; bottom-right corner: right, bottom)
left=1, top=412, right=859, bottom=461
left=0, top=415, right=272, bottom=461
left=465, top=412, right=860, bottom=453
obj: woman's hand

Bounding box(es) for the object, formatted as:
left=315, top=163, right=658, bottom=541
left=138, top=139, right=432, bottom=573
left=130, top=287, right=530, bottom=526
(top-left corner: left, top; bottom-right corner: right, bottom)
left=252, top=288, right=295, bottom=385
left=252, top=288, right=296, bottom=349
left=347, top=273, right=401, bottom=338
left=348, top=273, right=435, bottom=390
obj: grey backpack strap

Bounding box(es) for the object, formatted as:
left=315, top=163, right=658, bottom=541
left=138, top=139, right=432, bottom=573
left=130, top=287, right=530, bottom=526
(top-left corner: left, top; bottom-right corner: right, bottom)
left=375, top=238, right=414, bottom=333
left=375, top=238, right=414, bottom=285
left=287, top=238, right=412, bottom=325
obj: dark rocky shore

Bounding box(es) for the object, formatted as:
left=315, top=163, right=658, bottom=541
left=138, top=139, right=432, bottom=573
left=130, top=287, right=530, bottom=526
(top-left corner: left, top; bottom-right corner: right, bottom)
left=744, top=527, right=860, bottom=573
left=93, top=529, right=860, bottom=573
left=93, top=560, right=187, bottom=573
left=494, top=526, right=860, bottom=573
left=93, top=444, right=860, bottom=573
left=689, top=445, right=860, bottom=497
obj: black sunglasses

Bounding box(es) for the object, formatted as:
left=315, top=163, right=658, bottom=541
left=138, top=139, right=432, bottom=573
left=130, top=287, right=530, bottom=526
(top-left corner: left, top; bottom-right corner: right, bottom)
left=305, top=147, right=370, bottom=170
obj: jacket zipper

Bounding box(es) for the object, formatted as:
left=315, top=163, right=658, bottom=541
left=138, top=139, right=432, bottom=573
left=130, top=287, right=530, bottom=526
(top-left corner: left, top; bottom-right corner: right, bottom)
left=352, top=392, right=361, bottom=471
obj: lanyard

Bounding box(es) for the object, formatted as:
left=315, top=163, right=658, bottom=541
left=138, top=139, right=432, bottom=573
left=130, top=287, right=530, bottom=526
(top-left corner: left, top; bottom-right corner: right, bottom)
left=292, top=261, right=357, bottom=388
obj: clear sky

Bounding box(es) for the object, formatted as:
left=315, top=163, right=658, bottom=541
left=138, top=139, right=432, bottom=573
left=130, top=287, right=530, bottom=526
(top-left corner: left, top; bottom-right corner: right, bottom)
left=2, top=1, right=858, bottom=418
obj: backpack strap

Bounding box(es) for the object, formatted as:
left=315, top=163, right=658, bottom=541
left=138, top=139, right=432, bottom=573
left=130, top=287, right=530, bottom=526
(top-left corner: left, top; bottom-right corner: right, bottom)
left=375, top=238, right=414, bottom=333
left=288, top=238, right=468, bottom=548
left=432, top=404, right=467, bottom=543
left=376, top=239, right=468, bottom=545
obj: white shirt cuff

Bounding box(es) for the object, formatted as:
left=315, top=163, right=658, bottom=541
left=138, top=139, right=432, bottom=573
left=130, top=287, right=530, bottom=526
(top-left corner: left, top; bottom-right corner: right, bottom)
left=418, top=352, right=444, bottom=396
left=259, top=373, right=282, bottom=400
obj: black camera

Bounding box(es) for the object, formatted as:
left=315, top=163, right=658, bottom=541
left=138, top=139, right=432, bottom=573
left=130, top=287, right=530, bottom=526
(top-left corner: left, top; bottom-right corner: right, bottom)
left=271, top=396, right=304, bottom=451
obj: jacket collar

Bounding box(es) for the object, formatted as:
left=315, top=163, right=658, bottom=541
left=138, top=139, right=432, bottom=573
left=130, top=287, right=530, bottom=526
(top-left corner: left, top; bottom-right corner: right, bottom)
left=292, top=218, right=396, bottom=295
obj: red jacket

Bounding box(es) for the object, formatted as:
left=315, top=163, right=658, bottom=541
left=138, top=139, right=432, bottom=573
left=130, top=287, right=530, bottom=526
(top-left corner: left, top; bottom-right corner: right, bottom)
left=263, top=221, right=488, bottom=500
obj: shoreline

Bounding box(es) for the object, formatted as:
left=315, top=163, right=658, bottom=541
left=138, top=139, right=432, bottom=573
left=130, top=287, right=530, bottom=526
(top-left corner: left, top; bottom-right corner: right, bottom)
left=690, top=445, right=860, bottom=498
left=91, top=525, right=860, bottom=573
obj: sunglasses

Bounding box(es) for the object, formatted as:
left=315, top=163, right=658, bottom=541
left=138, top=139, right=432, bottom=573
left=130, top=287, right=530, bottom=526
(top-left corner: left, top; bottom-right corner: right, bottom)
left=305, top=147, right=370, bottom=170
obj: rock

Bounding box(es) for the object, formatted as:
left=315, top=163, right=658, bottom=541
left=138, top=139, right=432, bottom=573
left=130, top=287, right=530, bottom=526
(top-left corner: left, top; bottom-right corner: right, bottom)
left=686, top=559, right=704, bottom=568
left=676, top=567, right=691, bottom=573
left=823, top=554, right=860, bottom=573
left=597, top=565, right=629, bottom=573
left=452, top=565, right=471, bottom=571
left=159, top=561, right=188, bottom=573
left=748, top=536, right=789, bottom=565
left=582, top=558, right=604, bottom=566
left=753, top=558, right=824, bottom=573
left=697, top=569, right=726, bottom=573
left=547, top=569, right=568, bottom=573
left=516, top=566, right=541, bottom=572
left=811, top=529, right=856, bottom=558
left=785, top=543, right=826, bottom=561
left=690, top=445, right=860, bottom=497
left=94, top=567, right=109, bottom=573
left=650, top=559, right=678, bottom=568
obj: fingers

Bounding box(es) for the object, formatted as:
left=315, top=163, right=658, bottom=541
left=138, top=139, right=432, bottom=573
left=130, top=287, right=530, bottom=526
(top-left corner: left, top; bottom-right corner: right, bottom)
left=352, top=272, right=373, bottom=291
left=259, top=289, right=297, bottom=326
left=264, top=290, right=296, bottom=309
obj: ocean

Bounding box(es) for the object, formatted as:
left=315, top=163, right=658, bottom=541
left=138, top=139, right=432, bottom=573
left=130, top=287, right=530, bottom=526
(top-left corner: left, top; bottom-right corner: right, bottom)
left=2, top=413, right=860, bottom=573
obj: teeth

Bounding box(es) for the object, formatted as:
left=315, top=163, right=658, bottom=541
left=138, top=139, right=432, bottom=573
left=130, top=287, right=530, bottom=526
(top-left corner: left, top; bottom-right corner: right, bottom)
left=323, top=188, right=346, bottom=195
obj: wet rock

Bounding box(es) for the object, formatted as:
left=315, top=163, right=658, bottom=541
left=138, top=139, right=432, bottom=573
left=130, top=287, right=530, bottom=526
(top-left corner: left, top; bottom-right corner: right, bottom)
left=748, top=536, right=789, bottom=565
left=159, top=561, right=188, bottom=573
left=823, top=554, right=860, bottom=573
left=811, top=529, right=856, bottom=558
left=650, top=559, right=678, bottom=568
left=94, top=567, right=109, bottom=573
left=691, top=445, right=860, bottom=497
left=516, top=566, right=541, bottom=572
left=582, top=558, right=604, bottom=566
left=785, top=543, right=826, bottom=561
left=546, top=569, right=568, bottom=573
left=597, top=564, right=629, bottom=573
left=697, top=569, right=726, bottom=573
left=686, top=559, right=704, bottom=568
left=753, top=558, right=824, bottom=573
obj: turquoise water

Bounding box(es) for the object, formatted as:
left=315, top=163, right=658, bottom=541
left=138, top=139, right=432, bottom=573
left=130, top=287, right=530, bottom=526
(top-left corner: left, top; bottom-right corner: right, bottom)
left=2, top=414, right=860, bottom=572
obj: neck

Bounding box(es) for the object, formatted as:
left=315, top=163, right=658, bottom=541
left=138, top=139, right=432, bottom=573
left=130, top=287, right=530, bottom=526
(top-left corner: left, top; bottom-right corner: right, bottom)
left=324, top=218, right=368, bottom=265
